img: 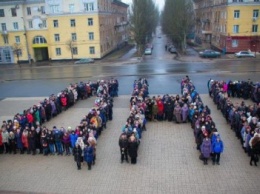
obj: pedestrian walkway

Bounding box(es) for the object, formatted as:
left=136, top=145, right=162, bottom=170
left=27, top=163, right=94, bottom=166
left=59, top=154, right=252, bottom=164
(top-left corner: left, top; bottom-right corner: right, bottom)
left=0, top=95, right=259, bottom=194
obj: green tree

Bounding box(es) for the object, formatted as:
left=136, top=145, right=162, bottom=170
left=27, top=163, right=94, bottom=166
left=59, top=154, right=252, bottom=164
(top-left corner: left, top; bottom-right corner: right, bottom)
left=129, top=0, right=159, bottom=56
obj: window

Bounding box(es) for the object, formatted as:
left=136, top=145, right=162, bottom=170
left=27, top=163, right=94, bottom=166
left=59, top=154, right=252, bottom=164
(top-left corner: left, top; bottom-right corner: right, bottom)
left=41, top=6, right=45, bottom=14
left=0, top=9, right=5, bottom=17
left=33, top=36, right=47, bottom=44
left=88, top=18, right=93, bottom=26
left=252, top=25, right=258, bottom=33
left=232, top=0, right=243, bottom=2
left=71, top=33, right=77, bottom=41
left=15, top=36, right=20, bottom=43
left=89, top=32, right=94, bottom=40
left=11, top=8, right=17, bottom=17
left=56, top=48, right=61, bottom=56
left=3, top=49, right=11, bottom=62
left=1, top=23, right=7, bottom=31
left=253, top=10, right=259, bottom=18
left=70, top=19, right=76, bottom=27
left=232, top=40, right=238, bottom=47
left=42, top=20, right=47, bottom=28
left=28, top=21, right=33, bottom=29
left=50, top=5, right=60, bottom=13
left=84, top=3, right=94, bottom=11
left=69, top=4, right=74, bottom=13
left=54, top=34, right=60, bottom=42
left=72, top=47, right=78, bottom=55
left=233, top=25, right=239, bottom=33
left=3, top=36, right=9, bottom=44
left=27, top=7, right=31, bottom=15
left=53, top=20, right=59, bottom=27
left=89, top=46, right=95, bottom=54
left=13, top=22, right=19, bottom=30
left=234, top=10, right=240, bottom=18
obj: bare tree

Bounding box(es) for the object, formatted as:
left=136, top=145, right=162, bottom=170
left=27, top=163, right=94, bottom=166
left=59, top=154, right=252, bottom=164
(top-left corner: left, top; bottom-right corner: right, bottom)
left=66, top=40, right=76, bottom=59
left=129, top=0, right=159, bottom=56
left=12, top=43, right=22, bottom=67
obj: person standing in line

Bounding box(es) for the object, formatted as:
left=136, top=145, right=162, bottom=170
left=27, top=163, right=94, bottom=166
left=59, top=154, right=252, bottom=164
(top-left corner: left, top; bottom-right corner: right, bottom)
left=119, top=133, right=129, bottom=163
left=212, top=136, right=224, bottom=165
left=73, top=143, right=83, bottom=170
left=128, top=134, right=138, bottom=164
left=84, top=143, right=94, bottom=170
left=200, top=135, right=212, bottom=165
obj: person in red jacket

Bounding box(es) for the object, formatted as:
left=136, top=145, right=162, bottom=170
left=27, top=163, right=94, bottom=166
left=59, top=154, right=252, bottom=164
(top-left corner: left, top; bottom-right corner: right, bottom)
left=27, top=111, right=34, bottom=128
left=157, top=97, right=164, bottom=121
left=60, top=94, right=68, bottom=110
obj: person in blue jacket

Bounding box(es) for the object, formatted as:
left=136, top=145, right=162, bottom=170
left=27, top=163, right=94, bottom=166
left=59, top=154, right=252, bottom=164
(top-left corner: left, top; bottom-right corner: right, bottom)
left=84, top=143, right=94, bottom=170
left=212, top=136, right=224, bottom=165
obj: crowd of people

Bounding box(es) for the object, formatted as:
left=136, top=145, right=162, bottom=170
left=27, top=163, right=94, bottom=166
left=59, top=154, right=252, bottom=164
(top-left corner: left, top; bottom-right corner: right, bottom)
left=176, top=76, right=224, bottom=165
left=0, top=79, right=118, bottom=170
left=208, top=79, right=260, bottom=103
left=209, top=79, right=260, bottom=166
left=119, top=78, right=149, bottom=164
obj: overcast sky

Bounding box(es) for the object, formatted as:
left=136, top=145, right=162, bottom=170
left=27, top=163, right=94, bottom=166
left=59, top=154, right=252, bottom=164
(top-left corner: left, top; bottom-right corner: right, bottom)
left=122, top=0, right=165, bottom=11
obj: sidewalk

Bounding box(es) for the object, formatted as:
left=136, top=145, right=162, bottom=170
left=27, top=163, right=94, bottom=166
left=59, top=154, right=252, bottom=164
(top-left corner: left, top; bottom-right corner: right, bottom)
left=0, top=95, right=259, bottom=194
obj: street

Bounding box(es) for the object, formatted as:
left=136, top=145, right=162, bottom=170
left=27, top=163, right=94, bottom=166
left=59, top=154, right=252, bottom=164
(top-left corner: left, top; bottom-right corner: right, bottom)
left=0, top=27, right=260, bottom=194
left=0, top=26, right=260, bottom=98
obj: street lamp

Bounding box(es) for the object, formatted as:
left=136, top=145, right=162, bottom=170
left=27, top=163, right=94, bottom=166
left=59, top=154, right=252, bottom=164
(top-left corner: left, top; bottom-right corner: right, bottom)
left=21, top=17, right=31, bottom=65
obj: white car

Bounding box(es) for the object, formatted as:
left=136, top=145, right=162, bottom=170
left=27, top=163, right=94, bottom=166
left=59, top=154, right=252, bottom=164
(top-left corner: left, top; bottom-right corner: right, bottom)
left=235, top=51, right=255, bottom=58
left=144, top=48, right=152, bottom=55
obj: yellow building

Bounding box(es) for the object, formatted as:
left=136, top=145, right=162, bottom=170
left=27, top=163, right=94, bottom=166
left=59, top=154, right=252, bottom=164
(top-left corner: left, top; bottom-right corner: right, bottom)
left=194, top=0, right=260, bottom=53
left=0, top=0, right=128, bottom=64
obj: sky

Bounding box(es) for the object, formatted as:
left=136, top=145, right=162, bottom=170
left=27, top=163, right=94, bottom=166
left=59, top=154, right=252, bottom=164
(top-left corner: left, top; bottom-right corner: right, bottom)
left=122, top=0, right=165, bottom=11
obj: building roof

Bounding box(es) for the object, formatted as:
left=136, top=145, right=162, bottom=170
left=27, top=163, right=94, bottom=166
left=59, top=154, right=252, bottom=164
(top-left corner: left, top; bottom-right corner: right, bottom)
left=112, top=0, right=129, bottom=8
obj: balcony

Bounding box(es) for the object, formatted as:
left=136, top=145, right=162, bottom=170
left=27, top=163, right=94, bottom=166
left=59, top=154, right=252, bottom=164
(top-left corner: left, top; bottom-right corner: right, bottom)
left=1, top=30, right=8, bottom=36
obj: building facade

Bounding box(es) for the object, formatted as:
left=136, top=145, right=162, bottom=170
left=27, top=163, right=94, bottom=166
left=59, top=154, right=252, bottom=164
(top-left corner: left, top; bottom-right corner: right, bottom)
left=0, top=0, right=128, bottom=64
left=194, top=0, right=260, bottom=53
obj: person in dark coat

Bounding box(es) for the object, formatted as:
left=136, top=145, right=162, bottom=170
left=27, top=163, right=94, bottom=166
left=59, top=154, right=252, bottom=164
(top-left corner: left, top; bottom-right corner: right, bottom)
left=84, top=144, right=94, bottom=170
left=73, top=143, right=83, bottom=170
left=28, top=127, right=36, bottom=155
left=128, top=134, right=138, bottom=164
left=15, top=128, right=23, bottom=154
left=119, top=133, right=129, bottom=163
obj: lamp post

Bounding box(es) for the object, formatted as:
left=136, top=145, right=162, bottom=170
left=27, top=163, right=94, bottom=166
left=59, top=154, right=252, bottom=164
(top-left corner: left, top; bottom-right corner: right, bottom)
left=21, top=17, right=31, bottom=65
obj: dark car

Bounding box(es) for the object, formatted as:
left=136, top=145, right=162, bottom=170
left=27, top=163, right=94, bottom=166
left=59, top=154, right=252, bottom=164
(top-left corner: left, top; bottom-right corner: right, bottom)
left=199, top=50, right=221, bottom=58
left=74, top=58, right=94, bottom=64
left=169, top=47, right=177, bottom=54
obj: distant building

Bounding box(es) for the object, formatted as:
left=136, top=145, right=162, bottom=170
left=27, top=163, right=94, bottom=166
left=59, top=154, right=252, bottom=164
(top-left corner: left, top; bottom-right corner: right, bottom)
left=193, top=0, right=260, bottom=53
left=0, top=0, right=129, bottom=64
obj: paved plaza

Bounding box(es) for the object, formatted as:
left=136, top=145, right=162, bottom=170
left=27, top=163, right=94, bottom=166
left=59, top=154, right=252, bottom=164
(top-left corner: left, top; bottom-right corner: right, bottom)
left=0, top=95, right=259, bottom=194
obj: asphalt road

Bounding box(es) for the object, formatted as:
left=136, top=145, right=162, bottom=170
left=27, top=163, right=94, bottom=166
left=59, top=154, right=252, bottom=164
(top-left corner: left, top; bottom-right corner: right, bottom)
left=0, top=27, right=260, bottom=98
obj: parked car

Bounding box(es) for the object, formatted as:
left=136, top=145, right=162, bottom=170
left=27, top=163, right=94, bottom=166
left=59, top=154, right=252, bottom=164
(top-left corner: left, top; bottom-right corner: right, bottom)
left=146, top=43, right=153, bottom=50
left=144, top=48, right=152, bottom=55
left=169, top=47, right=177, bottom=54
left=199, top=50, right=221, bottom=58
left=74, top=58, right=94, bottom=64
left=235, top=51, right=255, bottom=58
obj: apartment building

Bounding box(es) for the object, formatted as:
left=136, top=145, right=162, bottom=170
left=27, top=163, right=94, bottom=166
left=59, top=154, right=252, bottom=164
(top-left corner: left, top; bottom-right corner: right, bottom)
left=0, top=0, right=128, bottom=64
left=194, top=0, right=260, bottom=53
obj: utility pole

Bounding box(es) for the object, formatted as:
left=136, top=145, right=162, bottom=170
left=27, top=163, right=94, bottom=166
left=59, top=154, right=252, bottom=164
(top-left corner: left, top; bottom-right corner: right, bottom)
left=21, top=17, right=31, bottom=65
